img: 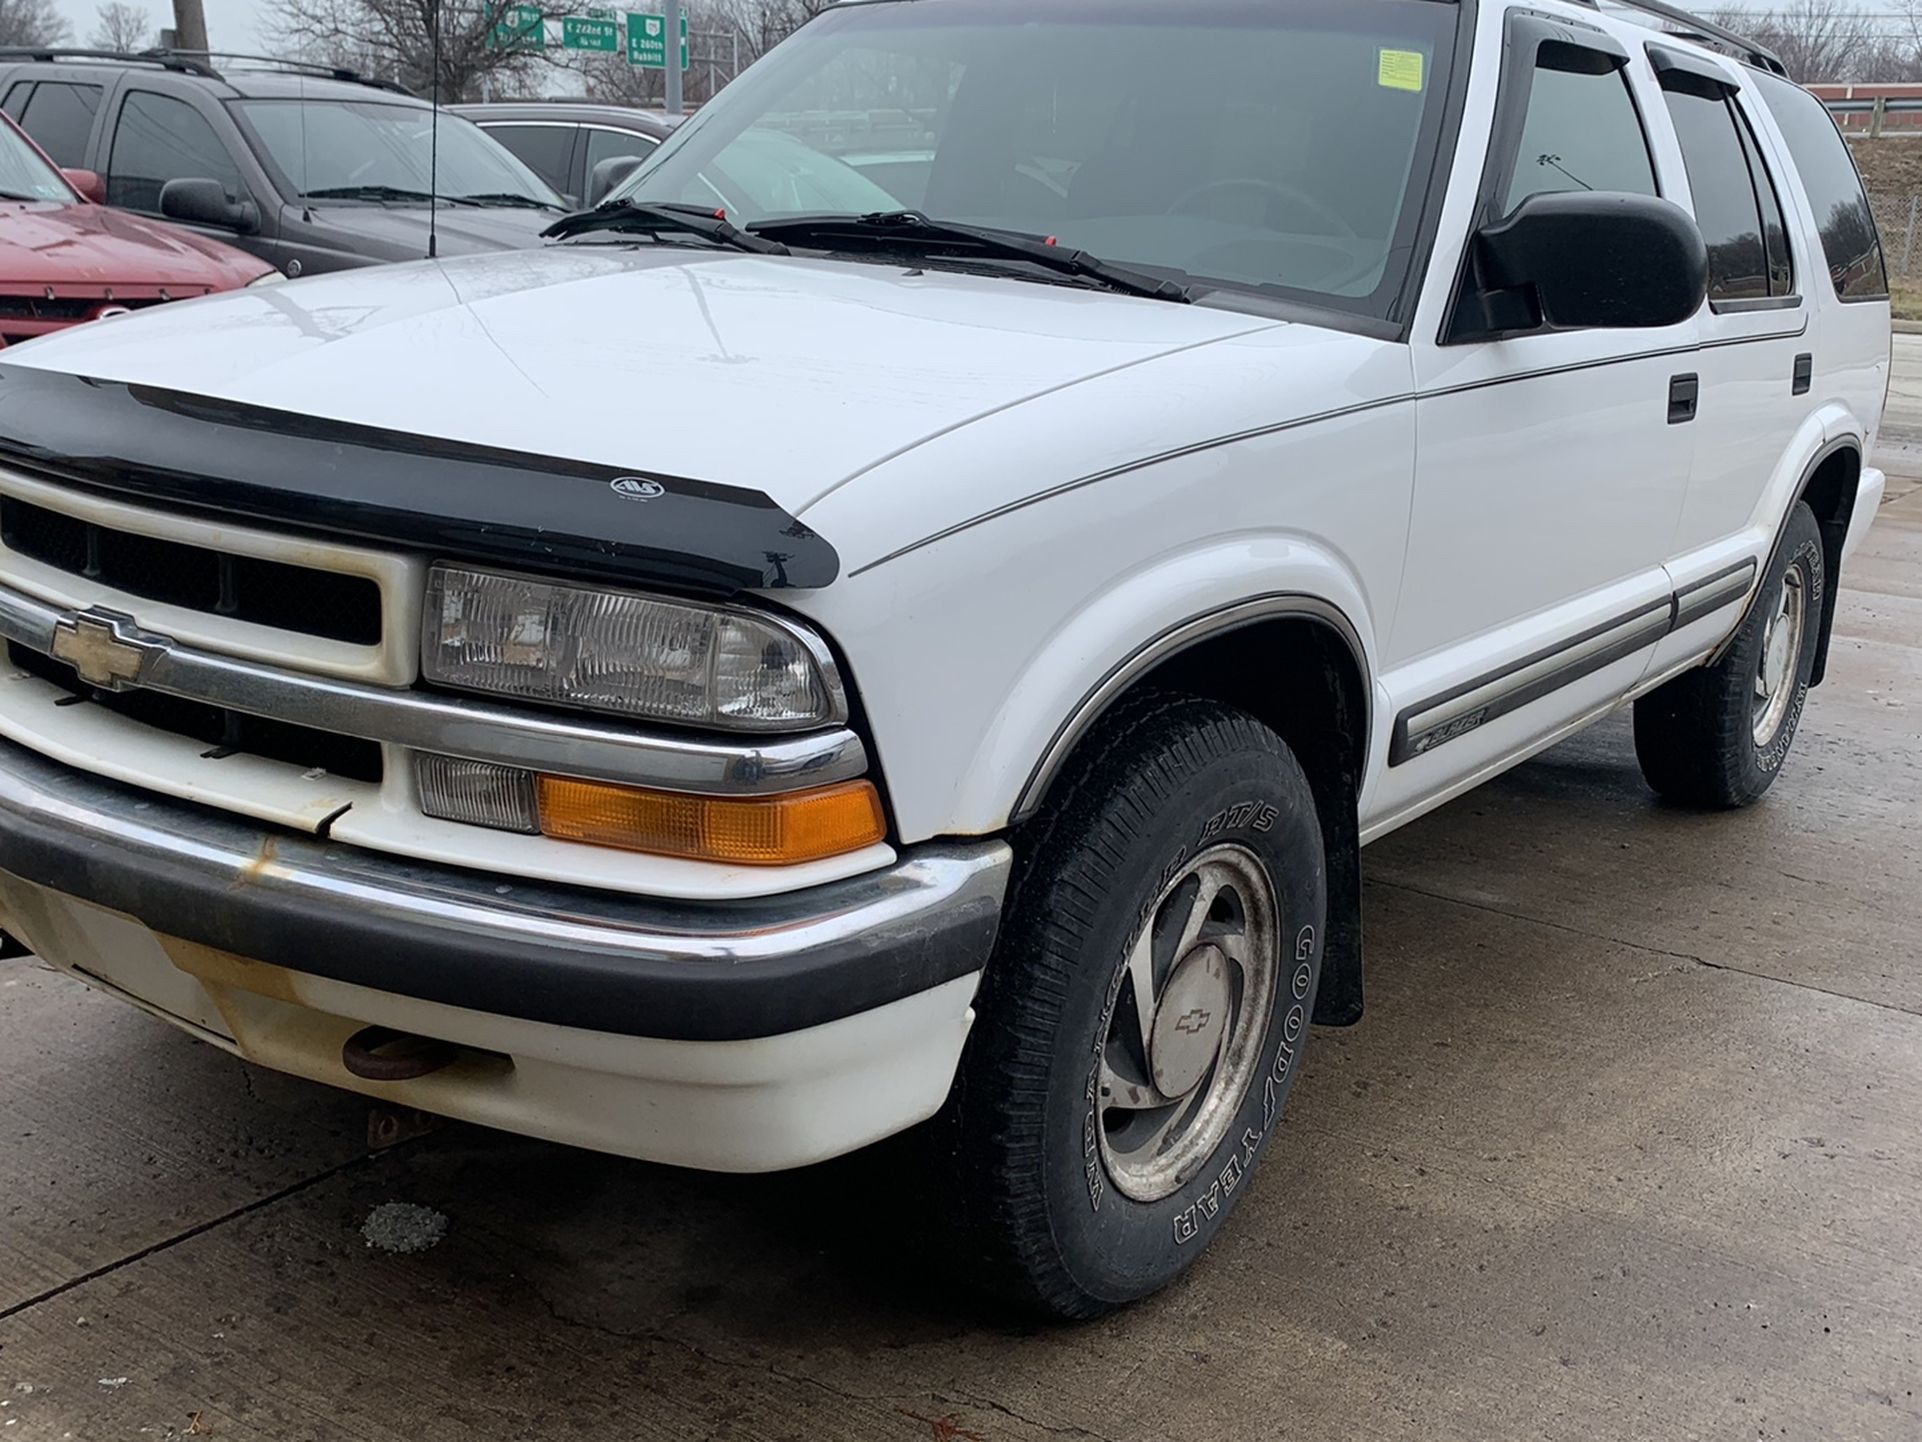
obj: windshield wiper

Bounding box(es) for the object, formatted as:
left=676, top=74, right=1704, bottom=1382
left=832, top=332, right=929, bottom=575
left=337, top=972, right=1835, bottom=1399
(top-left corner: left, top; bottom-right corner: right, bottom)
left=749, top=210, right=1192, bottom=302
left=543, top=199, right=789, bottom=255
left=458, top=191, right=564, bottom=211
left=0, top=190, right=43, bottom=202
left=302, top=185, right=478, bottom=206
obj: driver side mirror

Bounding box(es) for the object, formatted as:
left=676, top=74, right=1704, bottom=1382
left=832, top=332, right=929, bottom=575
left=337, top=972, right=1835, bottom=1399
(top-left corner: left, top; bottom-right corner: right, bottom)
left=1448, top=191, right=1707, bottom=342
left=61, top=168, right=106, bottom=205
left=586, top=154, right=644, bottom=208
left=159, top=177, right=260, bottom=235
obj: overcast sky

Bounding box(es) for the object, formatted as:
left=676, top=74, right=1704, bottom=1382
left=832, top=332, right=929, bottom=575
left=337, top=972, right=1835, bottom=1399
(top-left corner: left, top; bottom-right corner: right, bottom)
left=50, top=0, right=264, bottom=50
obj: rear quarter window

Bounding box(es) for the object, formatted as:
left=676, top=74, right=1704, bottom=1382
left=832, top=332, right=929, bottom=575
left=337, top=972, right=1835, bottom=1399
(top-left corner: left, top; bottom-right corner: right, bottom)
left=1755, top=71, right=1887, bottom=302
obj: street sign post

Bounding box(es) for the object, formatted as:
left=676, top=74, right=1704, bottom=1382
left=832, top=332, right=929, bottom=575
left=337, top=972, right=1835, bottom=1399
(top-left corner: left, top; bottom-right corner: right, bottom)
left=624, top=9, right=689, bottom=71
left=489, top=3, right=545, bottom=50
left=562, top=15, right=619, bottom=50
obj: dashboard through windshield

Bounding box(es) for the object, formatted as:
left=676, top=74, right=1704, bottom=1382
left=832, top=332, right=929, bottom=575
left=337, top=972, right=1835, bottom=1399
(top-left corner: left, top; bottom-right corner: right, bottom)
left=237, top=99, right=563, bottom=208
left=611, top=0, right=1459, bottom=316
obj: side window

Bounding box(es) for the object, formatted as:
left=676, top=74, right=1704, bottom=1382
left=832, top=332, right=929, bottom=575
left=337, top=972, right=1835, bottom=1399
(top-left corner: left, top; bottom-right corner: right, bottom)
left=2, top=82, right=30, bottom=122
left=1660, top=80, right=1793, bottom=302
left=1755, top=70, right=1887, bottom=301
left=1504, top=60, right=1657, bottom=214
left=1733, top=101, right=1793, bottom=297
left=483, top=123, right=575, bottom=196
left=18, top=82, right=104, bottom=168
left=107, top=91, right=244, bottom=214
left=583, top=126, right=657, bottom=178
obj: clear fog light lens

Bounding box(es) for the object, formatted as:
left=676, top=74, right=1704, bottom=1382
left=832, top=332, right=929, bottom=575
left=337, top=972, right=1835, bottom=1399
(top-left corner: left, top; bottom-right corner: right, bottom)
left=415, top=753, right=539, bottom=833
left=422, top=565, right=841, bottom=729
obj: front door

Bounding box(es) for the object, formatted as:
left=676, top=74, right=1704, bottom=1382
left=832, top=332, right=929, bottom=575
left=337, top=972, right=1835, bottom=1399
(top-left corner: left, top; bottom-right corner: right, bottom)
left=1368, top=8, right=1697, bottom=833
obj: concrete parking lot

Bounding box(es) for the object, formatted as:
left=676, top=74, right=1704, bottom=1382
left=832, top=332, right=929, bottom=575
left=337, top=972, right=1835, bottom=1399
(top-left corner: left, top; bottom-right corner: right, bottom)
left=4, top=350, right=1921, bottom=1442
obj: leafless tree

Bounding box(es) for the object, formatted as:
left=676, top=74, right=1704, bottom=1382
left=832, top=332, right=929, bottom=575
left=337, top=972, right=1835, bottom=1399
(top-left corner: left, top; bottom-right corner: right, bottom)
left=0, top=0, right=68, bottom=47
left=269, top=0, right=542, bottom=100
left=88, top=1, right=153, bottom=50
left=1707, top=1, right=1871, bottom=81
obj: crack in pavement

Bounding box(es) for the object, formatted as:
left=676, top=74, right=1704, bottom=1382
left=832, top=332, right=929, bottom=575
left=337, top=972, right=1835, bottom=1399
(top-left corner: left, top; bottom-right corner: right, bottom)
left=931, top=1389, right=1129, bottom=1442
left=1369, top=876, right=1922, bottom=1021
left=0, top=1150, right=381, bottom=1323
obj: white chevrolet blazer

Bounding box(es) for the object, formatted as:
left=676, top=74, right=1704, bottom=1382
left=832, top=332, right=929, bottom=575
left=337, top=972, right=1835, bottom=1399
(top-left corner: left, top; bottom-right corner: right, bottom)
left=0, top=0, right=1890, bottom=1315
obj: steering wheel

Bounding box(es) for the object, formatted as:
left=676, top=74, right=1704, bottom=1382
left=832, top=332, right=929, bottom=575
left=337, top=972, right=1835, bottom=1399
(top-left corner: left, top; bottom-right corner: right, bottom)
left=1165, top=177, right=1356, bottom=240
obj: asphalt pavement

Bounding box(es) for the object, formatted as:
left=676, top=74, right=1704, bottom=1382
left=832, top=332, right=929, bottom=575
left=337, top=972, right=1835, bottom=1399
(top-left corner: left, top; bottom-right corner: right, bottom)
left=3, top=346, right=1920, bottom=1442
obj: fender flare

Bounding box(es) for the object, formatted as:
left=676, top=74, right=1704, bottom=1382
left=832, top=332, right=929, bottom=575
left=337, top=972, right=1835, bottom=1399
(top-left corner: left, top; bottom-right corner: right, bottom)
left=1011, top=592, right=1372, bottom=823
left=1718, top=433, right=1862, bottom=682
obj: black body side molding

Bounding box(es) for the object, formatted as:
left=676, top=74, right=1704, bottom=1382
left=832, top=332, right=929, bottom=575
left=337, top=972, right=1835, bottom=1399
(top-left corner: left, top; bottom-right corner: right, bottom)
left=0, top=365, right=838, bottom=595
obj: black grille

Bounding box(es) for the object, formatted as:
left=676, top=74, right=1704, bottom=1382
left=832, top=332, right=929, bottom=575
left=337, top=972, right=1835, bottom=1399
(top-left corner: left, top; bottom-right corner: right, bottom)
left=11, top=642, right=384, bottom=785
left=0, top=496, right=382, bottom=646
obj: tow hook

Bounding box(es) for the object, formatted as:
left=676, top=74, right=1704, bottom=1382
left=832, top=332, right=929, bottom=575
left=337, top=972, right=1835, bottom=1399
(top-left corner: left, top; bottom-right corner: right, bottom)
left=341, top=1025, right=459, bottom=1082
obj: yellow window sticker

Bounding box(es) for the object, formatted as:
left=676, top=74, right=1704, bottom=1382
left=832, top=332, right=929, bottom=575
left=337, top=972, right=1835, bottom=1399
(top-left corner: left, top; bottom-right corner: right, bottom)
left=1378, top=49, right=1425, bottom=93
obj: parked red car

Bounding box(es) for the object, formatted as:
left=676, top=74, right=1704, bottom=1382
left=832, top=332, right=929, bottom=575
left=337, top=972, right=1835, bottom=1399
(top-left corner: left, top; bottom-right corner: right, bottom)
left=0, top=112, right=273, bottom=347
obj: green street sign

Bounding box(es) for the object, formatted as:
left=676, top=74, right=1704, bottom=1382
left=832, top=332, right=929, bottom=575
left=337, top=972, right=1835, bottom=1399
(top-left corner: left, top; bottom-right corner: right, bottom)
left=625, top=10, right=689, bottom=70
left=490, top=4, right=544, bottom=49
left=563, top=15, right=619, bottom=50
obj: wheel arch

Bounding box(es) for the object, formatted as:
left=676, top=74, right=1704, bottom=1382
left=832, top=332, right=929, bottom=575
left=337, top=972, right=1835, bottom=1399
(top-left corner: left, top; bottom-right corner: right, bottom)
left=1014, top=596, right=1372, bottom=1028
left=1795, top=438, right=1861, bottom=686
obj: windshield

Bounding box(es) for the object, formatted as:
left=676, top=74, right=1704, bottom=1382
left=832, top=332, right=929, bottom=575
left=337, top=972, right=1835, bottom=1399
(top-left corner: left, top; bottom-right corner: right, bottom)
left=235, top=99, right=563, bottom=207
left=0, top=120, right=75, bottom=203
left=611, top=0, right=1457, bottom=315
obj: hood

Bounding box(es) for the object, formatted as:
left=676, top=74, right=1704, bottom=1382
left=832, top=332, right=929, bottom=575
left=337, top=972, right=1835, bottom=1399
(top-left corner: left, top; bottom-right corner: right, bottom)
left=303, top=202, right=559, bottom=262
left=3, top=244, right=1271, bottom=516
left=0, top=200, right=271, bottom=291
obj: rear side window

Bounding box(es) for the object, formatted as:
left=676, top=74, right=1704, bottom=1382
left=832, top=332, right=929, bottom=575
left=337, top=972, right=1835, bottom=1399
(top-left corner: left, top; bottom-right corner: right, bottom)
left=107, top=91, right=244, bottom=213
left=583, top=126, right=657, bottom=176
left=1660, top=84, right=1793, bottom=302
left=1504, top=61, right=1658, bottom=214
left=2, top=82, right=29, bottom=121
left=1755, top=71, right=1887, bottom=301
left=17, top=82, right=103, bottom=168
left=482, top=123, right=575, bottom=195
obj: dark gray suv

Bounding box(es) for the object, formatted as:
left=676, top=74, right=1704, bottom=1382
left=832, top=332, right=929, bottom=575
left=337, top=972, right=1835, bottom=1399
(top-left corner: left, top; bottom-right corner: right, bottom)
left=0, top=49, right=567, bottom=274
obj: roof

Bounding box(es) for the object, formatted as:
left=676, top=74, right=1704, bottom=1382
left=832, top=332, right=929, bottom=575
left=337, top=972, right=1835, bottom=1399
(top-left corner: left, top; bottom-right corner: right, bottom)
left=0, top=49, right=419, bottom=100
left=450, top=101, right=678, bottom=137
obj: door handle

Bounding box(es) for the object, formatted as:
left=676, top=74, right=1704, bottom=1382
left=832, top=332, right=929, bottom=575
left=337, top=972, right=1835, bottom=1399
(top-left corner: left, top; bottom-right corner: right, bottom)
left=1792, top=353, right=1812, bottom=395
left=1668, top=372, right=1699, bottom=425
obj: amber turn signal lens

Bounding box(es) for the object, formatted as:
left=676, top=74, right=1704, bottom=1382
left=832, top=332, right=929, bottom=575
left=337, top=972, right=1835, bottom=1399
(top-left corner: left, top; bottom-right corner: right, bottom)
left=537, top=777, right=886, bottom=865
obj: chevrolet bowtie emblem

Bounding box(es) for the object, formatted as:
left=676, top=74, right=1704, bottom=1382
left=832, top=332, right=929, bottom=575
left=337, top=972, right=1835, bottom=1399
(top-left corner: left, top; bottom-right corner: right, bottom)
left=48, top=609, right=166, bottom=693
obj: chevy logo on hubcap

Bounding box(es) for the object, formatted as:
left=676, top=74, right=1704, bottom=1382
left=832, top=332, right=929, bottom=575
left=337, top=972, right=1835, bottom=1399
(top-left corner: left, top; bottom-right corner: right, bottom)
left=48, top=609, right=166, bottom=693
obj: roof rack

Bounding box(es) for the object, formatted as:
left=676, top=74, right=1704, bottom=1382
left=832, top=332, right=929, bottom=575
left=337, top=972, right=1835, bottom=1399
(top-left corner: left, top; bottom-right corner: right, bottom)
left=1575, top=0, right=1790, bottom=76
left=142, top=49, right=416, bottom=95
left=0, top=46, right=221, bottom=77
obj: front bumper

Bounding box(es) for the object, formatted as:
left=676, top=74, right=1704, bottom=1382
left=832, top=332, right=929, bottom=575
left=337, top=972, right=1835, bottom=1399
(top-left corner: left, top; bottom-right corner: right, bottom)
left=0, top=740, right=1012, bottom=1169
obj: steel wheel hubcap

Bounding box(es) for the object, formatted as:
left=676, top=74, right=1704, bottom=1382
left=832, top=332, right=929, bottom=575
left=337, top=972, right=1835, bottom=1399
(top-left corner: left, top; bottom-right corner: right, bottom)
left=1752, top=569, right=1806, bottom=747
left=1097, top=844, right=1279, bottom=1204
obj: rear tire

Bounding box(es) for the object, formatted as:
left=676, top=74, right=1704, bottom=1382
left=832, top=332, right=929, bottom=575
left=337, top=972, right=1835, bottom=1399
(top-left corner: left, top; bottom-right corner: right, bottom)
left=1634, top=502, right=1825, bottom=808
left=940, top=694, right=1326, bottom=1318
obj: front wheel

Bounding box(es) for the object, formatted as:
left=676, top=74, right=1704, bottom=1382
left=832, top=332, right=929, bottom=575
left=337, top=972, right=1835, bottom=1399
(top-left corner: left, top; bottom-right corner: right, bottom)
left=941, top=694, right=1326, bottom=1318
left=1634, top=501, right=1826, bottom=808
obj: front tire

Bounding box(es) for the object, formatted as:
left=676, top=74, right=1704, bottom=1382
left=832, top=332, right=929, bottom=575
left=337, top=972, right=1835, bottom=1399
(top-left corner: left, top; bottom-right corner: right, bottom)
left=943, top=694, right=1326, bottom=1318
left=1634, top=502, right=1826, bottom=808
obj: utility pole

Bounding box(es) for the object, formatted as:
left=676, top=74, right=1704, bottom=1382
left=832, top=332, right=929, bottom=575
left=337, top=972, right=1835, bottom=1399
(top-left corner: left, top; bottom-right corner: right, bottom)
left=171, top=0, right=209, bottom=53
left=663, top=0, right=683, bottom=115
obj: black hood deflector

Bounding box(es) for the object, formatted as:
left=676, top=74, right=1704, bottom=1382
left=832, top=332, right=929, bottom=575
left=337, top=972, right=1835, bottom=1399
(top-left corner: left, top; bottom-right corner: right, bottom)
left=0, top=365, right=837, bottom=595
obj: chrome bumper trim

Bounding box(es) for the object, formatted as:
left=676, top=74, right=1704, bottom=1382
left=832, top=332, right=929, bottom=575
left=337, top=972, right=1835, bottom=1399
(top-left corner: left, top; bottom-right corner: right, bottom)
left=0, top=739, right=1010, bottom=1041
left=0, top=581, right=866, bottom=794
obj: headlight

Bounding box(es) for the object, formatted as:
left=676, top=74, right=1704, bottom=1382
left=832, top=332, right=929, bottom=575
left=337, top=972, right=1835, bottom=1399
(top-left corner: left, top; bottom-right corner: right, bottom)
left=421, top=564, right=845, bottom=730
left=246, top=271, right=285, bottom=286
